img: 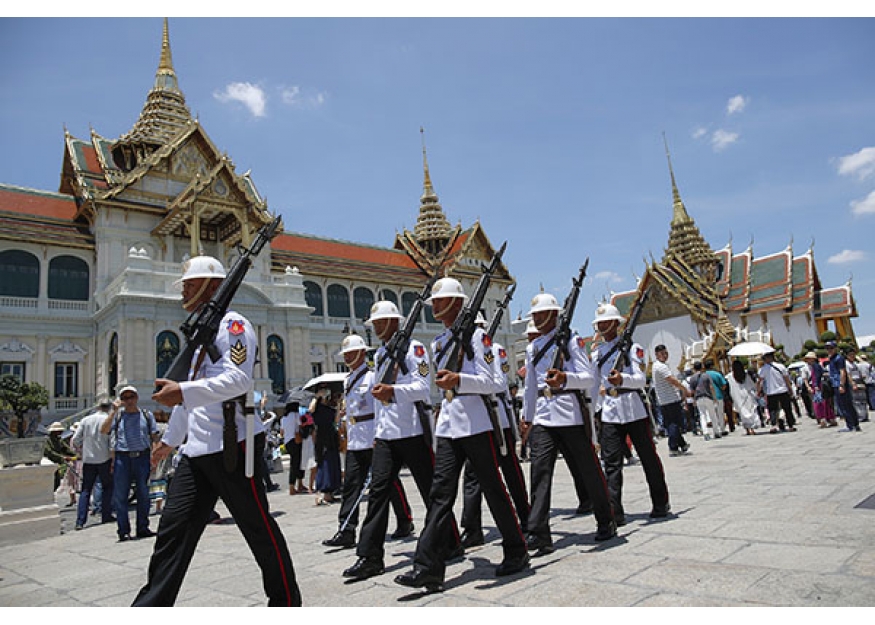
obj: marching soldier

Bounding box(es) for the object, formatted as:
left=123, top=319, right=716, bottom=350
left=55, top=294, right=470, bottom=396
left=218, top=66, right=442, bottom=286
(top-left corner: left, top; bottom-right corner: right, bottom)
left=591, top=302, right=670, bottom=526
left=322, top=333, right=414, bottom=549
left=135, top=255, right=302, bottom=606
left=458, top=312, right=530, bottom=549
left=523, top=293, right=616, bottom=557
left=342, top=301, right=456, bottom=581
left=395, top=278, right=528, bottom=593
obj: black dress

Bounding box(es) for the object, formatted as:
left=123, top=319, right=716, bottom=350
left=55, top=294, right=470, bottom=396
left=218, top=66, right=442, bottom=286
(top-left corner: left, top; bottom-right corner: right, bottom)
left=312, top=401, right=341, bottom=494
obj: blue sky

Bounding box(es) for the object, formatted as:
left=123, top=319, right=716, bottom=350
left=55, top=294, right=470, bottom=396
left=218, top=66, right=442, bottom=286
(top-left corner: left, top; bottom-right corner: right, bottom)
left=1, top=15, right=874, bottom=343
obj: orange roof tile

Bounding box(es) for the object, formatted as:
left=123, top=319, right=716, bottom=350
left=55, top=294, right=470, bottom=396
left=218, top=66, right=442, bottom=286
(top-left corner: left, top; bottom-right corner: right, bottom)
left=0, top=184, right=78, bottom=221
left=272, top=232, right=419, bottom=270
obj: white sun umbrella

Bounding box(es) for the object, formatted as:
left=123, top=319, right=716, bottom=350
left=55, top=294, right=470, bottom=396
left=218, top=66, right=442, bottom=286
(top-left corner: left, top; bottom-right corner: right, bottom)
left=727, top=341, right=775, bottom=357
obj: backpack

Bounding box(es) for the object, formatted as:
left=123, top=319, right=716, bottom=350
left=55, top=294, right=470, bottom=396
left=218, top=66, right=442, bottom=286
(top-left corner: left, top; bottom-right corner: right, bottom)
left=691, top=372, right=714, bottom=399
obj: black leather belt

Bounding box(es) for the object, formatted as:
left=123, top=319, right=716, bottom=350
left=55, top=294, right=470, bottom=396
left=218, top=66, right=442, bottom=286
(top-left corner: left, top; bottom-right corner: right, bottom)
left=116, top=449, right=148, bottom=458
left=537, top=388, right=575, bottom=397
left=349, top=413, right=375, bottom=425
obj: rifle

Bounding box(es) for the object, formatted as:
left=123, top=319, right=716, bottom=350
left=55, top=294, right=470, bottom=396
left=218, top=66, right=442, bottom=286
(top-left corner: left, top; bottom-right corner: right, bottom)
left=435, top=241, right=508, bottom=454
left=598, top=286, right=652, bottom=398
left=159, top=214, right=281, bottom=477
left=486, top=282, right=516, bottom=341
left=374, top=269, right=441, bottom=449
left=538, top=259, right=589, bottom=396
left=486, top=283, right=519, bottom=442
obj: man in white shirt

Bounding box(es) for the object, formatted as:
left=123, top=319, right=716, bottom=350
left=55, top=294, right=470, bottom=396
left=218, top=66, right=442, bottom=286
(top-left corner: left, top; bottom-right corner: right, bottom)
left=756, top=352, right=797, bottom=434
left=71, top=400, right=115, bottom=529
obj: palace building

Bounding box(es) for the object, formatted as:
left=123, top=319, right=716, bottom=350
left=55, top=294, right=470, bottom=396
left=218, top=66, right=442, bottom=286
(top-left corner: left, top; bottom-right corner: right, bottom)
left=0, top=21, right=514, bottom=425
left=605, top=146, right=858, bottom=374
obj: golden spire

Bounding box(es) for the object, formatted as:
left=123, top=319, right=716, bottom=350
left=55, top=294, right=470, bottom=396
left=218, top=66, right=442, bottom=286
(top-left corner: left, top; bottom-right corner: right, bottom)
left=412, top=127, right=452, bottom=256
left=664, top=133, right=691, bottom=226
left=116, top=18, right=192, bottom=149
left=660, top=133, right=719, bottom=281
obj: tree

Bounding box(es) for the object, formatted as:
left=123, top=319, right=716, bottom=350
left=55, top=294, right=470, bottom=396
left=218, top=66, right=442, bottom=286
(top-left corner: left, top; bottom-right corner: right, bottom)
left=0, top=374, right=49, bottom=438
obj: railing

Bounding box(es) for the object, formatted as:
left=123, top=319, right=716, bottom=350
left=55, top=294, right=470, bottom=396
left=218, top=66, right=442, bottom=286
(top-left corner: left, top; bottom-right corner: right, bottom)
left=48, top=299, right=90, bottom=312
left=0, top=296, right=38, bottom=309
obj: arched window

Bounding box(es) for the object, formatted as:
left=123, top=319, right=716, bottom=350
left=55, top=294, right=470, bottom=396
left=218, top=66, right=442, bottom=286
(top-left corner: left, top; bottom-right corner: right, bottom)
left=401, top=291, right=420, bottom=318
left=48, top=255, right=89, bottom=301
left=327, top=284, right=351, bottom=318
left=108, top=333, right=119, bottom=395
left=156, top=331, right=180, bottom=379
left=378, top=289, right=398, bottom=306
left=267, top=334, right=286, bottom=395
left=304, top=281, right=323, bottom=316
left=353, top=286, right=375, bottom=321
left=0, top=250, right=39, bottom=297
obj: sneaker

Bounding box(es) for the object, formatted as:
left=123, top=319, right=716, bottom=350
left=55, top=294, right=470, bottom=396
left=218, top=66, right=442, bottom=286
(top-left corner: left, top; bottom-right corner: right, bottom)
left=680, top=443, right=690, bottom=454
left=669, top=450, right=680, bottom=457
left=838, top=427, right=854, bottom=432
left=117, top=533, right=131, bottom=542
left=136, top=528, right=156, bottom=539
left=704, top=433, right=711, bottom=441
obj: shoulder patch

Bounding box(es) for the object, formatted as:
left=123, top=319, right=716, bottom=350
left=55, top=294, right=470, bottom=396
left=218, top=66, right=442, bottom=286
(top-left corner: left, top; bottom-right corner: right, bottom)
left=635, top=347, right=644, bottom=360
left=484, top=350, right=495, bottom=365
left=414, top=345, right=425, bottom=358
left=482, top=333, right=492, bottom=348
left=230, top=340, right=248, bottom=366
left=498, top=348, right=507, bottom=359
left=227, top=319, right=246, bottom=336
left=417, top=360, right=430, bottom=377
left=577, top=337, right=587, bottom=349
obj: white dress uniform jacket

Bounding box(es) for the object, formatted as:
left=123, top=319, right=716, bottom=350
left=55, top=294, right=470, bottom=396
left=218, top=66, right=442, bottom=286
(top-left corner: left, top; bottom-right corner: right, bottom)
left=432, top=326, right=505, bottom=439
left=592, top=337, right=648, bottom=424
left=523, top=328, right=595, bottom=428
left=343, top=362, right=377, bottom=452
left=491, top=341, right=513, bottom=429
left=162, top=311, right=264, bottom=457
left=373, top=340, right=432, bottom=440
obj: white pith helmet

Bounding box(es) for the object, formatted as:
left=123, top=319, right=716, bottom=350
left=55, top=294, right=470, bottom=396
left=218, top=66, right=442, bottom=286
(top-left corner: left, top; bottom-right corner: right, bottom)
left=524, top=319, right=539, bottom=336
left=173, top=256, right=226, bottom=289
left=425, top=277, right=468, bottom=304
left=527, top=293, right=561, bottom=315
left=366, top=300, right=404, bottom=324
left=339, top=334, right=370, bottom=355
left=592, top=302, right=625, bottom=326
left=475, top=311, right=488, bottom=327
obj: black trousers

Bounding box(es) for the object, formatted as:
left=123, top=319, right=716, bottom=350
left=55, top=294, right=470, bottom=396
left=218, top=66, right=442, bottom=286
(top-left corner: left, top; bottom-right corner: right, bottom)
left=766, top=392, right=796, bottom=428
left=600, top=418, right=669, bottom=520
left=415, top=432, right=526, bottom=579
left=528, top=424, right=613, bottom=544
left=132, top=433, right=302, bottom=607
left=357, top=435, right=456, bottom=560
left=461, top=427, right=530, bottom=534
left=336, top=447, right=412, bottom=534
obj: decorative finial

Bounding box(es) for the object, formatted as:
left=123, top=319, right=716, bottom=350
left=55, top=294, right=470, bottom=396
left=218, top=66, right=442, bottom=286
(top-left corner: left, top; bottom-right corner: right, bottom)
left=159, top=18, right=174, bottom=73
left=663, top=132, right=690, bottom=225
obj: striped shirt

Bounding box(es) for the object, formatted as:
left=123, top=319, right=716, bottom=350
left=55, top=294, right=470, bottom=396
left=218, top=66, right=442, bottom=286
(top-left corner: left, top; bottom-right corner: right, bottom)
left=651, top=360, right=682, bottom=406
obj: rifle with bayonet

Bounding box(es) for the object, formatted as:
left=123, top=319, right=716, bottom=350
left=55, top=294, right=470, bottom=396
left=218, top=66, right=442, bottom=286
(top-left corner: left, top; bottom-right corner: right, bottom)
left=598, top=286, right=652, bottom=397
left=435, top=241, right=508, bottom=455
left=158, top=214, right=281, bottom=477
left=374, top=270, right=441, bottom=449
left=487, top=283, right=519, bottom=443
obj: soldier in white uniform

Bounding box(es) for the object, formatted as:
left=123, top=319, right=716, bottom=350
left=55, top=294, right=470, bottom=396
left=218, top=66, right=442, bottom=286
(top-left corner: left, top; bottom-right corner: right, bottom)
left=591, top=303, right=670, bottom=526
left=459, top=312, right=530, bottom=549
left=343, top=301, right=457, bottom=580
left=134, top=256, right=301, bottom=607
left=322, top=334, right=413, bottom=549
left=523, top=293, right=616, bottom=556
left=395, top=278, right=529, bottom=592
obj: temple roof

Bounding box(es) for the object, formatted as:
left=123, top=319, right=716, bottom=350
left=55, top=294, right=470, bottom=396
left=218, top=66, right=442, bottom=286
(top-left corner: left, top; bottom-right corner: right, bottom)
left=0, top=184, right=93, bottom=249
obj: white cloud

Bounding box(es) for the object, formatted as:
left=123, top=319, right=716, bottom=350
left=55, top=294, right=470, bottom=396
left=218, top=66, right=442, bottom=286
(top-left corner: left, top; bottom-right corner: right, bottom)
left=214, top=82, right=267, bottom=118
left=711, top=129, right=739, bottom=152
left=851, top=190, right=875, bottom=216
left=593, top=270, right=624, bottom=283
left=281, top=86, right=327, bottom=108
left=837, top=146, right=875, bottom=181
left=827, top=249, right=867, bottom=264
left=726, top=94, right=749, bottom=115
left=691, top=126, right=708, bottom=140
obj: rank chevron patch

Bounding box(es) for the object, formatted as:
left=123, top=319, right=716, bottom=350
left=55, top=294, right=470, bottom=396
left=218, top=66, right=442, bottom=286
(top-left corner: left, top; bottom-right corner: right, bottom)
left=230, top=340, right=247, bottom=366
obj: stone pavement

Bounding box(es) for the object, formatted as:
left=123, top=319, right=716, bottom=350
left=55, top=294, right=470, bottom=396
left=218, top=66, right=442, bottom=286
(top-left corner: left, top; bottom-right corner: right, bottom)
left=1, top=412, right=875, bottom=608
